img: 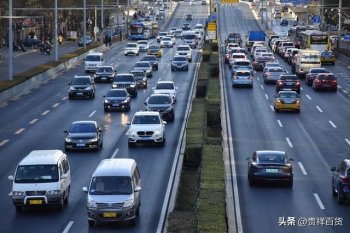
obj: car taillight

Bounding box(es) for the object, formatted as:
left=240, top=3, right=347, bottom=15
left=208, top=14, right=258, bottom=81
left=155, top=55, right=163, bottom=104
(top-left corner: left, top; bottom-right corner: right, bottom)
left=296, top=81, right=300, bottom=86
left=332, top=80, right=337, bottom=83
left=316, top=79, right=321, bottom=83
left=340, top=176, right=350, bottom=183
left=277, top=81, right=283, bottom=85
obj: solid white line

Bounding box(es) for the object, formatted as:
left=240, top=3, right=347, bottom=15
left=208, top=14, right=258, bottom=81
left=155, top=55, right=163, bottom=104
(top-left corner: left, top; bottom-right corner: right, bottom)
left=52, top=103, right=60, bottom=108
left=298, top=162, right=308, bottom=175
left=8, top=192, right=12, bottom=196
left=316, top=106, right=323, bottom=113
left=42, top=110, right=50, bottom=115
left=345, top=139, right=350, bottom=146
left=29, top=119, right=38, bottom=124
left=270, top=105, right=274, bottom=112
left=264, top=94, right=269, bottom=99
left=62, top=221, right=74, bottom=233
left=260, top=84, right=264, bottom=90
left=62, top=97, right=68, bottom=100
left=286, top=137, right=293, bottom=148
left=313, top=193, right=325, bottom=210
left=342, top=89, right=348, bottom=94
left=329, top=121, right=337, bottom=128
left=277, top=120, right=283, bottom=127
left=0, top=139, right=9, bottom=147
left=89, top=111, right=96, bottom=117
left=111, top=148, right=119, bottom=158
left=15, top=128, right=25, bottom=135
left=306, top=94, right=312, bottom=100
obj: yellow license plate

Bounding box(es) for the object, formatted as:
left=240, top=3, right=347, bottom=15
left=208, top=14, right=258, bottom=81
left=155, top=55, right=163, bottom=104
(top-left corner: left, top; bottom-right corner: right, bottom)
left=103, top=212, right=117, bottom=218
left=29, top=200, right=43, bottom=205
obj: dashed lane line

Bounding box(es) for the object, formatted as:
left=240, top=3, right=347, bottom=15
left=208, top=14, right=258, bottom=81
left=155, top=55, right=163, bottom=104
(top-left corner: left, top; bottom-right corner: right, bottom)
left=306, top=94, right=312, bottom=100
left=316, top=106, right=323, bottom=113
left=0, top=139, right=9, bottom=147
left=29, top=119, right=38, bottom=124
left=52, top=103, right=60, bottom=108
left=265, top=94, right=269, bottom=99
left=313, top=193, right=325, bottom=210
left=345, top=139, right=350, bottom=146
left=260, top=84, right=264, bottom=90
left=298, top=162, right=308, bottom=175
left=329, top=121, right=337, bottom=128
left=62, top=97, right=68, bottom=101
left=15, top=128, right=25, bottom=135
left=89, top=110, right=96, bottom=118
left=42, top=110, right=50, bottom=116
left=111, top=148, right=119, bottom=158
left=277, top=120, right=283, bottom=127
left=286, top=137, right=293, bottom=148
left=270, top=105, right=274, bottom=112
left=62, top=221, right=74, bottom=233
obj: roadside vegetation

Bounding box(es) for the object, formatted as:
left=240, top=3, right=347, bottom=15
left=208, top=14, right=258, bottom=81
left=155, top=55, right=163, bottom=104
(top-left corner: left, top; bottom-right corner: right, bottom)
left=167, top=40, right=227, bottom=232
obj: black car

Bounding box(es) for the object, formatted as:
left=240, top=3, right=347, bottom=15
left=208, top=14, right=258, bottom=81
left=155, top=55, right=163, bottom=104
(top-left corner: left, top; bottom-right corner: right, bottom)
left=186, top=14, right=193, bottom=21
left=68, top=76, right=95, bottom=99
left=280, top=19, right=288, bottom=26
left=64, top=121, right=103, bottom=151
left=112, top=73, right=137, bottom=97
left=141, top=55, right=159, bottom=70
left=276, top=75, right=300, bottom=93
left=182, top=23, right=191, bottom=31
left=144, top=94, right=175, bottom=122
left=78, top=35, right=92, bottom=46
left=171, top=55, right=189, bottom=71
left=94, top=65, right=115, bottom=83
left=247, top=150, right=293, bottom=187
left=103, top=88, right=131, bottom=112
left=331, top=159, right=350, bottom=204
left=130, top=70, right=147, bottom=89
left=22, top=36, right=41, bottom=47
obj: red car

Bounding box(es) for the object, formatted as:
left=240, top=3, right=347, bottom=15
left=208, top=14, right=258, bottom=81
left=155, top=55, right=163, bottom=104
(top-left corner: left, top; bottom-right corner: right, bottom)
left=312, top=73, right=337, bottom=92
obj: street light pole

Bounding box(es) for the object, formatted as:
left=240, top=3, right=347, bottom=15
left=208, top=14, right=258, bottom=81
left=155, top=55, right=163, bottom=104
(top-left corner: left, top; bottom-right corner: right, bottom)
left=54, top=0, right=58, bottom=61
left=9, top=0, right=13, bottom=80
left=101, top=0, right=104, bottom=30
left=84, top=0, right=86, bottom=48
left=339, top=0, right=342, bottom=35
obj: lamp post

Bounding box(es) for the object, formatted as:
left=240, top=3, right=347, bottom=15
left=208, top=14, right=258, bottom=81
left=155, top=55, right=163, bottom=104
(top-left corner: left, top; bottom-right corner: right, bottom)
left=54, top=0, right=58, bottom=61
left=8, top=0, right=13, bottom=80
left=83, top=0, right=86, bottom=48
left=339, top=0, right=342, bottom=36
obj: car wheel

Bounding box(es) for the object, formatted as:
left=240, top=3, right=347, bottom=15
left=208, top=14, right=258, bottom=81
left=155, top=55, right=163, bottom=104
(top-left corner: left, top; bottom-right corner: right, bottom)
left=274, top=107, right=279, bottom=112
left=104, top=107, right=108, bottom=112
left=88, top=220, right=95, bottom=227
left=287, top=179, right=293, bottom=187
left=128, top=141, right=135, bottom=147
left=57, top=196, right=64, bottom=211
left=171, top=68, right=174, bottom=72
left=64, top=147, right=70, bottom=153
left=133, top=92, right=138, bottom=97
left=189, top=58, right=192, bottom=62
left=15, top=206, right=23, bottom=213
left=64, top=186, right=70, bottom=204
left=337, top=191, right=345, bottom=204
left=332, top=181, right=337, bottom=196
left=296, top=109, right=300, bottom=113
left=126, top=105, right=131, bottom=112
left=156, top=66, right=159, bottom=70
left=332, top=62, right=335, bottom=66
left=248, top=177, right=255, bottom=186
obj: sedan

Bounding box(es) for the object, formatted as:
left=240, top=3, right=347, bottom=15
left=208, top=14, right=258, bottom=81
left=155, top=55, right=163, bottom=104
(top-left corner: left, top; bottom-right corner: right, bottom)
left=160, top=36, right=174, bottom=48
left=263, top=67, right=286, bottom=84
left=252, top=56, right=271, bottom=71
left=147, top=44, right=162, bottom=57
left=232, top=69, right=253, bottom=88
left=141, top=55, right=159, bottom=70
left=305, top=68, right=330, bottom=86
left=144, top=94, right=175, bottom=122
left=331, top=159, right=350, bottom=204
left=312, top=73, right=337, bottom=92
left=273, top=91, right=300, bottom=113
left=134, top=61, right=153, bottom=78
left=247, top=150, right=293, bottom=187
left=78, top=36, right=92, bottom=47
left=320, top=50, right=336, bottom=65
left=137, top=40, right=149, bottom=52
left=130, top=70, right=148, bottom=89
left=171, top=55, right=189, bottom=71
left=64, top=121, right=103, bottom=151
left=103, top=88, right=131, bottom=112
left=94, top=65, right=115, bottom=83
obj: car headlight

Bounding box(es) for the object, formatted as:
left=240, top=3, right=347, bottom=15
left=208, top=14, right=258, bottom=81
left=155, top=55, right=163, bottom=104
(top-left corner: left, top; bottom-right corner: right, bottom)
left=85, top=86, right=92, bottom=90
left=47, top=190, right=61, bottom=196
left=129, top=130, right=137, bottom=136
left=104, top=99, right=110, bottom=104
left=12, top=191, right=25, bottom=197
left=122, top=99, right=129, bottom=103
left=155, top=129, right=163, bottom=135
left=112, top=84, right=117, bottom=88
left=65, top=137, right=73, bottom=142
left=87, top=200, right=97, bottom=208
left=69, top=86, right=75, bottom=91
left=130, top=84, right=136, bottom=88
left=89, top=138, right=98, bottom=142
left=123, top=199, right=134, bottom=208
left=165, top=106, right=173, bottom=112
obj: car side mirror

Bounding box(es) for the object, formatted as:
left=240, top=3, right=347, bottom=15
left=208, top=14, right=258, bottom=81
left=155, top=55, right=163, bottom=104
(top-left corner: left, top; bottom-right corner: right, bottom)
left=64, top=130, right=68, bottom=133
left=134, top=185, right=142, bottom=192
left=68, top=82, right=71, bottom=85
left=61, top=174, right=68, bottom=180
left=289, top=158, right=294, bottom=161
left=144, top=101, right=147, bottom=105
left=8, top=175, right=14, bottom=181
left=127, top=121, right=131, bottom=125
left=163, top=121, right=167, bottom=125
left=82, top=187, right=88, bottom=193
left=331, top=167, right=337, bottom=172
left=98, top=129, right=103, bottom=133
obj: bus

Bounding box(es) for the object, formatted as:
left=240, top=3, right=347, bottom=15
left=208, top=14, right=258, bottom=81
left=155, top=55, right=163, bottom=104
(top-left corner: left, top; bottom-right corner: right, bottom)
left=129, top=21, right=151, bottom=40
left=288, top=25, right=310, bottom=48
left=299, top=30, right=331, bottom=52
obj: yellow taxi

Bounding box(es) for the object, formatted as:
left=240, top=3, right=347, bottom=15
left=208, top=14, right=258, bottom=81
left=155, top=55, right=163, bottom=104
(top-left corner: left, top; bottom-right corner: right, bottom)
left=147, top=44, right=162, bottom=57
left=320, top=50, right=336, bottom=65
left=273, top=91, right=300, bottom=113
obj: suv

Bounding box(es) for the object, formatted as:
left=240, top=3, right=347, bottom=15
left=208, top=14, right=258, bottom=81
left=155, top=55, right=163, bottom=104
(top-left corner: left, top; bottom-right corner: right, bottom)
left=94, top=65, right=115, bottom=83
left=124, top=43, right=140, bottom=56
left=305, top=68, right=330, bottom=86
left=152, top=81, right=177, bottom=102
left=144, top=94, right=175, bottom=122
left=175, top=45, right=192, bottom=62
left=68, top=75, right=95, bottom=99
left=276, top=75, right=300, bottom=93
left=103, top=88, right=131, bottom=112
left=127, top=111, right=166, bottom=147
left=331, top=159, right=350, bottom=204
left=112, top=73, right=137, bottom=97
left=171, top=55, right=189, bottom=71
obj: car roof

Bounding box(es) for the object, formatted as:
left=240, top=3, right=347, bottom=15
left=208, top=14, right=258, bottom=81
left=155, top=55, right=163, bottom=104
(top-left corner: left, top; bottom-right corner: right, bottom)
left=157, top=81, right=174, bottom=84
left=135, top=111, right=161, bottom=116
left=18, top=150, right=65, bottom=166
left=93, top=158, right=136, bottom=177
left=256, top=150, right=286, bottom=156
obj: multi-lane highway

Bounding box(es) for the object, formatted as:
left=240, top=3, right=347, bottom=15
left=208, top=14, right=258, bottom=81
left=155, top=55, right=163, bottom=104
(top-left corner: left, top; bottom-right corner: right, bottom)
left=220, top=2, right=349, bottom=233
left=0, top=2, right=208, bottom=233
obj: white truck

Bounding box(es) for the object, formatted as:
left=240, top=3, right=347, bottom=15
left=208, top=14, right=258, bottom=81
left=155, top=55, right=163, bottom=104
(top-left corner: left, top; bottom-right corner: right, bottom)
left=294, top=49, right=321, bottom=79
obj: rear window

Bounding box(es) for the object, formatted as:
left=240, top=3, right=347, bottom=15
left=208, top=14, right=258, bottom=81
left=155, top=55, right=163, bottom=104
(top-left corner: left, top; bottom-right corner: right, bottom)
left=236, top=72, right=250, bottom=76
left=235, top=61, right=250, bottom=66
left=269, top=68, right=284, bottom=72
left=281, top=75, right=297, bottom=80
left=258, top=154, right=285, bottom=164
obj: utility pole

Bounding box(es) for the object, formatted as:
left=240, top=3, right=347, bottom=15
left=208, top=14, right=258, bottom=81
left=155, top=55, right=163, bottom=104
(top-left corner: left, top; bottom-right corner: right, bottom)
left=84, top=0, right=86, bottom=48
left=101, top=0, right=104, bottom=30
left=94, top=6, right=97, bottom=41
left=54, top=0, right=58, bottom=61
left=9, top=0, right=13, bottom=80
left=339, top=0, right=342, bottom=36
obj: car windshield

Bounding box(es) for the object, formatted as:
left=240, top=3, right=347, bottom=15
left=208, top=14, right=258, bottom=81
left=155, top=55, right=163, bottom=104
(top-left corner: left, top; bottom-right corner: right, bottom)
left=15, top=165, right=59, bottom=183
left=114, top=75, right=134, bottom=82
left=149, top=45, right=160, bottom=50
left=173, top=56, right=187, bottom=61
left=85, top=55, right=100, bottom=61
left=131, top=71, right=145, bottom=77
left=97, top=67, right=113, bottom=73
left=235, top=61, right=250, bottom=66
left=138, top=41, right=147, bottom=45
left=159, top=32, right=168, bottom=36
left=236, top=72, right=250, bottom=76
left=177, top=46, right=190, bottom=51
left=258, top=154, right=286, bottom=164
left=132, top=115, right=161, bottom=124
left=269, top=68, right=284, bottom=72
left=89, top=176, right=132, bottom=195
left=143, top=56, right=156, bottom=61
left=162, top=37, right=171, bottom=41
left=156, top=83, right=174, bottom=90
left=149, top=96, right=171, bottom=104
left=321, top=51, right=333, bottom=55
left=278, top=92, right=297, bottom=98
left=127, top=44, right=137, bottom=48
left=107, top=90, right=127, bottom=97
left=136, top=62, right=150, bottom=68
left=71, top=78, right=91, bottom=85
left=69, top=123, right=96, bottom=133
left=183, top=34, right=196, bottom=39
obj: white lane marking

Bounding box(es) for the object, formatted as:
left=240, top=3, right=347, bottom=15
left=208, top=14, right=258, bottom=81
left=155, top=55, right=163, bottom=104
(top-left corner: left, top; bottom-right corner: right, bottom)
left=329, top=121, right=337, bottom=128
left=345, top=138, right=350, bottom=146
left=298, top=162, right=307, bottom=175
left=62, top=221, right=74, bottom=233
left=42, top=110, right=50, bottom=115
left=277, top=120, right=283, bottom=127
left=286, top=137, right=293, bottom=148
left=306, top=94, right=312, bottom=100
left=89, top=111, right=96, bottom=117
left=313, top=193, right=325, bottom=210
left=270, top=105, right=274, bottom=112
left=15, top=128, right=25, bottom=135
left=52, top=103, right=60, bottom=108
left=337, top=85, right=342, bottom=89
left=8, top=192, right=12, bottom=196
left=342, top=89, right=348, bottom=94
left=0, top=139, right=9, bottom=147
left=316, top=106, right=323, bottom=113
left=111, top=148, right=119, bottom=158
left=257, top=76, right=260, bottom=81
left=300, top=87, right=303, bottom=91
left=260, top=84, right=264, bottom=90
left=62, top=97, right=68, bottom=100
left=29, top=119, right=38, bottom=124
left=264, top=94, right=269, bottom=99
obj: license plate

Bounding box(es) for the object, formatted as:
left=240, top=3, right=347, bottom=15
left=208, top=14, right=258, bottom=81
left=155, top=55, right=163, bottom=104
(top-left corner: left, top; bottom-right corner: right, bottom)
left=266, top=169, right=278, bottom=173
left=103, top=212, right=117, bottom=218
left=112, top=104, right=120, bottom=107
left=77, top=92, right=83, bottom=95
left=76, top=143, right=85, bottom=147
left=101, top=77, right=106, bottom=80
left=286, top=83, right=292, bottom=86
left=29, top=199, right=43, bottom=205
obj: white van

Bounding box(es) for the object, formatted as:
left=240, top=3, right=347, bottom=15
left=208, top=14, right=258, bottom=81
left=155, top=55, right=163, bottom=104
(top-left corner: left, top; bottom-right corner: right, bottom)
left=8, top=150, right=71, bottom=212
left=83, top=158, right=141, bottom=227
left=85, top=52, right=104, bottom=73
left=182, top=31, right=198, bottom=49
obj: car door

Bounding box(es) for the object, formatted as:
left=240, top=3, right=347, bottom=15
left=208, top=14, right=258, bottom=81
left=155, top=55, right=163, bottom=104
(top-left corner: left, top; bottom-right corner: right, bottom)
left=334, top=161, right=345, bottom=189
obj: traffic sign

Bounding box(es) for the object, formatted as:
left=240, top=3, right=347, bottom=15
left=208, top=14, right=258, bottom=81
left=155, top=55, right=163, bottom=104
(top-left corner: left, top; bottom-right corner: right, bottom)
left=344, top=34, right=350, bottom=42
left=207, top=31, right=216, bottom=40
left=207, top=23, right=216, bottom=31
left=312, top=15, right=321, bottom=24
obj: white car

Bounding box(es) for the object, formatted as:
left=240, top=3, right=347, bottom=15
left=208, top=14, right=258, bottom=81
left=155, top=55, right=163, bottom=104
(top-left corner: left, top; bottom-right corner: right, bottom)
left=160, top=36, right=174, bottom=48
left=169, top=27, right=177, bottom=35
left=194, top=29, right=204, bottom=41
left=127, top=111, right=166, bottom=147
left=137, top=40, right=149, bottom=52
left=157, top=31, right=169, bottom=43
left=124, top=43, right=140, bottom=56
left=175, top=45, right=192, bottom=62
left=153, top=81, right=177, bottom=101
left=229, top=53, right=247, bottom=68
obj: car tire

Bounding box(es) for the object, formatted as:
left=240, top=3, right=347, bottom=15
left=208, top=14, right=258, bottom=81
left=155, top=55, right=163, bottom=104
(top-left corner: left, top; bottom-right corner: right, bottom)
left=287, top=179, right=293, bottom=187
left=332, top=62, right=335, bottom=66
left=88, top=220, right=95, bottom=227
left=189, top=58, right=192, bottom=62
left=64, top=186, right=70, bottom=204
left=15, top=206, right=23, bottom=213
left=57, top=196, right=64, bottom=211
left=274, top=107, right=279, bottom=112
left=133, top=92, right=138, bottom=98
left=128, top=141, right=135, bottom=147
left=126, top=105, right=131, bottom=112
left=248, top=178, right=255, bottom=186
left=296, top=109, right=300, bottom=113
left=104, top=107, right=108, bottom=112
left=171, top=68, right=174, bottom=72
left=337, top=191, right=345, bottom=204
left=332, top=182, right=337, bottom=196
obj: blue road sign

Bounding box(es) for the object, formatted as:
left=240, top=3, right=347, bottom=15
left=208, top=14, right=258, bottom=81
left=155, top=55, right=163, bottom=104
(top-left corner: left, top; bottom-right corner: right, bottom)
left=208, top=13, right=217, bottom=22
left=313, top=15, right=321, bottom=24
left=344, top=34, right=350, bottom=42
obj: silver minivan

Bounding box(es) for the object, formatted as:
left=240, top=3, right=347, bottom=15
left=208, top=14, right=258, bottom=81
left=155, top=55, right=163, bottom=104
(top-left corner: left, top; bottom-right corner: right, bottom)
left=83, top=158, right=141, bottom=227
